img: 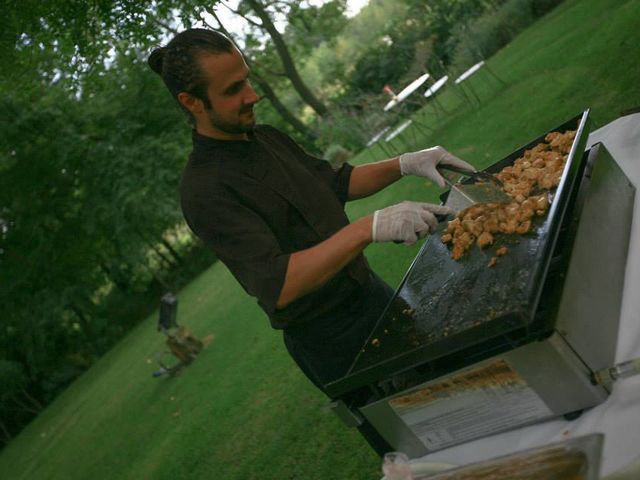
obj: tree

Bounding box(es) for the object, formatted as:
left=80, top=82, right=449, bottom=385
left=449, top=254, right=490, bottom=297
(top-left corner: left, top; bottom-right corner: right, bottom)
left=240, top=0, right=329, bottom=117
left=0, top=46, right=196, bottom=443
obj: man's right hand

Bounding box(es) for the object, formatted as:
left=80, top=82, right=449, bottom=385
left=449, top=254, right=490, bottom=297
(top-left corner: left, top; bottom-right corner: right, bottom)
left=372, top=201, right=454, bottom=245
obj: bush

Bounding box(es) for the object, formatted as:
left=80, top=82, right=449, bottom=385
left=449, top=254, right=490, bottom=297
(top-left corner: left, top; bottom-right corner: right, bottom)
left=531, top=0, right=566, bottom=16
left=315, top=98, right=390, bottom=153
left=448, top=0, right=564, bottom=76
left=323, top=144, right=353, bottom=169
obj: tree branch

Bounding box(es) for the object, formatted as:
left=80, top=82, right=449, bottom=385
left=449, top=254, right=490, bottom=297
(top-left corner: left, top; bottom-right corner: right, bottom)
left=150, top=16, right=179, bottom=35
left=220, top=1, right=263, bottom=28
left=205, top=7, right=241, bottom=41
left=251, top=58, right=286, bottom=77
left=0, top=420, right=12, bottom=445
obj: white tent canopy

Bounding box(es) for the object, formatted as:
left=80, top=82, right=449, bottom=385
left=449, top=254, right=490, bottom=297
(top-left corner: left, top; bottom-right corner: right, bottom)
left=384, top=73, right=431, bottom=111
left=424, top=76, right=449, bottom=98
left=455, top=61, right=485, bottom=84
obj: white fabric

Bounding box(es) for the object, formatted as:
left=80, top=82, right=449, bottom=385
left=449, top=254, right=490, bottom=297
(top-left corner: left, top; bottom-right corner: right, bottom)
left=410, top=113, right=640, bottom=479
left=367, top=126, right=392, bottom=147
left=424, top=76, right=449, bottom=98
left=385, top=120, right=413, bottom=142
left=454, top=61, right=485, bottom=84
left=384, top=73, right=431, bottom=111
left=383, top=98, right=399, bottom=112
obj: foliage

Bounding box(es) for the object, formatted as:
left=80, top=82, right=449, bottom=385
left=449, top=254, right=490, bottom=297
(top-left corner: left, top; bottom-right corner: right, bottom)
left=284, top=0, right=349, bottom=57
left=336, top=0, right=502, bottom=99
left=0, top=44, right=215, bottom=443
left=447, top=0, right=565, bottom=75
left=323, top=144, right=352, bottom=169
left=3, top=0, right=170, bottom=82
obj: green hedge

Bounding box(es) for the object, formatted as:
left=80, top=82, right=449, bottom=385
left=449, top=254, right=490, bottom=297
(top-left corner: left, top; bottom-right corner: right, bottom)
left=448, top=0, right=565, bottom=75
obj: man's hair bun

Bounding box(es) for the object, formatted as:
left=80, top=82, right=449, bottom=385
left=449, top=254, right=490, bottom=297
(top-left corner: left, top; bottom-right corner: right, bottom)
left=148, top=47, right=167, bottom=75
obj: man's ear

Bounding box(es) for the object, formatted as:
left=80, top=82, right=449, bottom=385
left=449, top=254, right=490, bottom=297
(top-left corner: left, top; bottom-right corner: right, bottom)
left=177, top=92, right=203, bottom=115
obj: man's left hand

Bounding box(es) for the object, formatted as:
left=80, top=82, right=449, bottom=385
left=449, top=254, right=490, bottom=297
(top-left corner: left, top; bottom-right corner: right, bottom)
left=399, top=146, right=475, bottom=187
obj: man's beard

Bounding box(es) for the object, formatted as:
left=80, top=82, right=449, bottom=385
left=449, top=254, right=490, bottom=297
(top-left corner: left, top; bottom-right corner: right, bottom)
left=205, top=105, right=255, bottom=135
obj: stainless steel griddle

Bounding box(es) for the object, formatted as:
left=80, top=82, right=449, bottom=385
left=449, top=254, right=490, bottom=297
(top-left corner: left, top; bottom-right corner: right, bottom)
left=327, top=111, right=636, bottom=457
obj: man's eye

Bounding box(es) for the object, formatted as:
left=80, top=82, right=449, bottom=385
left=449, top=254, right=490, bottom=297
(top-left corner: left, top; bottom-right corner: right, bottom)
left=226, top=82, right=245, bottom=95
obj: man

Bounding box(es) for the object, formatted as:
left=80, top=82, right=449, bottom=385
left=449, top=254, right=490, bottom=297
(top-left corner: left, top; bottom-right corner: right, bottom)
left=148, top=28, right=473, bottom=452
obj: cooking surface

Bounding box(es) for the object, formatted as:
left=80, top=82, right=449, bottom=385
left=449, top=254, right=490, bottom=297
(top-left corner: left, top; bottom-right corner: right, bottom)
left=326, top=112, right=591, bottom=396
left=353, top=214, right=550, bottom=365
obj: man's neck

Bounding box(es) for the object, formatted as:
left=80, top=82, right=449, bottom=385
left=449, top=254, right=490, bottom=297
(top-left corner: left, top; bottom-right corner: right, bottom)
left=196, top=124, right=249, bottom=142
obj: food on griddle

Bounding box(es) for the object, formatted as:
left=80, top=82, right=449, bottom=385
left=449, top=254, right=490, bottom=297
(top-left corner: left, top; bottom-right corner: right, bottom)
left=442, top=199, right=546, bottom=260
left=477, top=231, right=494, bottom=248
left=488, top=257, right=498, bottom=268
left=442, top=130, right=576, bottom=260
left=496, top=246, right=508, bottom=256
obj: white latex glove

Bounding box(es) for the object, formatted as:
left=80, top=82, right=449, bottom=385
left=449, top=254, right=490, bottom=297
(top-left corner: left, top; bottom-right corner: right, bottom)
left=372, top=201, right=455, bottom=245
left=399, top=146, right=475, bottom=188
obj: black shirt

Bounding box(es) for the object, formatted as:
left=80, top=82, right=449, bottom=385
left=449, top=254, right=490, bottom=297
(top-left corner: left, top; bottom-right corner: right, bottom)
left=180, top=125, right=372, bottom=329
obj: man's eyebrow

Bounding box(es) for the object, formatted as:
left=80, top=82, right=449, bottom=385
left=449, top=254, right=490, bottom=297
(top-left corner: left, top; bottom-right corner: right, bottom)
left=222, top=73, right=250, bottom=94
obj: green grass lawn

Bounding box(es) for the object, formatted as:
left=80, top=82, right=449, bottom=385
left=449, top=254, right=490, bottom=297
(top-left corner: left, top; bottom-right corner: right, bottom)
left=2, top=0, right=639, bottom=478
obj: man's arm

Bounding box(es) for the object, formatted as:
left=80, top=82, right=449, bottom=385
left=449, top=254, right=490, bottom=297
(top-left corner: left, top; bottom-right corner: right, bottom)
left=347, top=146, right=477, bottom=200
left=276, top=202, right=453, bottom=309
left=276, top=216, right=373, bottom=309
left=280, top=146, right=474, bottom=307
left=347, top=157, right=401, bottom=200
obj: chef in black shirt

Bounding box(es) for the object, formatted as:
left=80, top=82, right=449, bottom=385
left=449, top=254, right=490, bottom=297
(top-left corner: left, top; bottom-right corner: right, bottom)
left=148, top=28, right=472, bottom=451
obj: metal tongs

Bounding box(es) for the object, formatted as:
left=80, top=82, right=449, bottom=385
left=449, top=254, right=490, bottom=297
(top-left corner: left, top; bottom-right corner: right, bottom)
left=437, top=164, right=511, bottom=208
left=437, top=164, right=504, bottom=188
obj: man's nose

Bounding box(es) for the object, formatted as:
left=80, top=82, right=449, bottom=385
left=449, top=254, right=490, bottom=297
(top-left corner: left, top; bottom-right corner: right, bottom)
left=244, top=83, right=260, bottom=105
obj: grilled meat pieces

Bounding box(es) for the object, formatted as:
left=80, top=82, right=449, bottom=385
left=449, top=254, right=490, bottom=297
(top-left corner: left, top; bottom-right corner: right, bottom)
left=442, top=130, right=575, bottom=260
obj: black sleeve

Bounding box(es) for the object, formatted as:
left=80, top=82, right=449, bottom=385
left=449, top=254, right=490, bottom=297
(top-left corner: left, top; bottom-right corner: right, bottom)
left=300, top=153, right=354, bottom=205
left=183, top=187, right=290, bottom=317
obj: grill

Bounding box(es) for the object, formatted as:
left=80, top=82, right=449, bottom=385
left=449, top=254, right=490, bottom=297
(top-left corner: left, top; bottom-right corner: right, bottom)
left=327, top=111, right=636, bottom=456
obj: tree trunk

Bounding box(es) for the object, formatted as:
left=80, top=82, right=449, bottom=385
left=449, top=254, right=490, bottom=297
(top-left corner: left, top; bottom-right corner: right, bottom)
left=20, top=388, right=43, bottom=411
left=133, top=228, right=176, bottom=269
left=139, top=260, right=171, bottom=291
left=99, top=261, right=130, bottom=291
left=11, top=394, right=40, bottom=415
left=243, top=0, right=328, bottom=117
left=252, top=72, right=317, bottom=140
left=149, top=242, right=175, bottom=269
left=0, top=420, right=12, bottom=445
left=69, top=302, right=98, bottom=351
left=160, top=237, right=182, bottom=265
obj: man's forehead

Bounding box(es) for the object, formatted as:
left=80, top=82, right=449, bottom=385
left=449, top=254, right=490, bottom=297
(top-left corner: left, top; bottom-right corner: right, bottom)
left=199, top=49, right=249, bottom=89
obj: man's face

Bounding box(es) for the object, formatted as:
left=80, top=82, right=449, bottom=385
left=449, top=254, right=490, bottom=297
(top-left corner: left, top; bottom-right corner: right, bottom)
left=197, top=48, right=259, bottom=137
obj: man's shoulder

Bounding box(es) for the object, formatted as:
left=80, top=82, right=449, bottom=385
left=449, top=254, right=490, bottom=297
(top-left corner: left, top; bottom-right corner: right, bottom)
left=254, top=123, right=288, bottom=141
left=254, top=124, right=307, bottom=159
left=180, top=157, right=222, bottom=196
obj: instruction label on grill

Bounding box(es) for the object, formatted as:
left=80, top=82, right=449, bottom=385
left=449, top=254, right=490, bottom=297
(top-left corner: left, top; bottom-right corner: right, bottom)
left=389, top=360, right=552, bottom=451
